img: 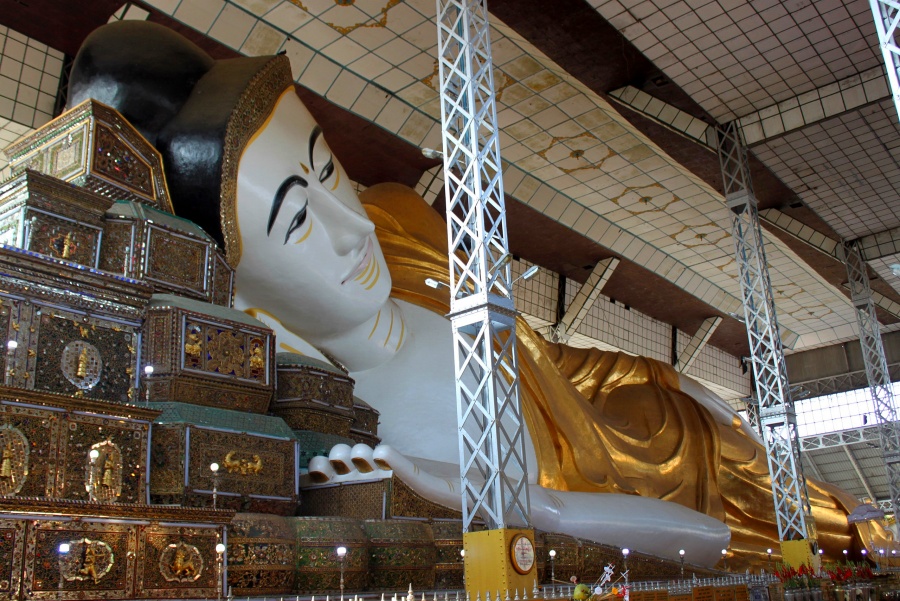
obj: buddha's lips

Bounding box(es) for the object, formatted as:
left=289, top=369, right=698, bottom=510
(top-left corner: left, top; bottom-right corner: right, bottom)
left=342, top=238, right=373, bottom=285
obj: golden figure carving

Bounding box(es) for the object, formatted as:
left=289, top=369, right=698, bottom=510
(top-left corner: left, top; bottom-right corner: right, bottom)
left=159, top=541, right=204, bottom=582
left=184, top=330, right=202, bottom=358
left=361, top=183, right=891, bottom=566
left=50, top=231, right=78, bottom=259
left=0, top=442, right=13, bottom=479
left=249, top=346, right=265, bottom=369
left=63, top=232, right=76, bottom=258
left=76, top=347, right=90, bottom=379
left=61, top=341, right=103, bottom=390
left=87, top=442, right=123, bottom=502
left=170, top=544, right=197, bottom=578
left=101, top=455, right=115, bottom=488
left=78, top=541, right=100, bottom=584
left=61, top=538, right=114, bottom=584
left=223, top=451, right=263, bottom=475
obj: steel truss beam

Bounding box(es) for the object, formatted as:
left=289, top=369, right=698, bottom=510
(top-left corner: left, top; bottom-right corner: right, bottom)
left=716, top=121, right=814, bottom=543
left=841, top=240, right=900, bottom=524
left=436, top=0, right=530, bottom=532
left=870, top=0, right=900, bottom=120
left=800, top=425, right=883, bottom=451
left=791, top=364, right=900, bottom=399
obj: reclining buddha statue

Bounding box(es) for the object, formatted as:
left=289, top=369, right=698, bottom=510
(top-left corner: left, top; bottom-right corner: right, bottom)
left=65, top=20, right=889, bottom=569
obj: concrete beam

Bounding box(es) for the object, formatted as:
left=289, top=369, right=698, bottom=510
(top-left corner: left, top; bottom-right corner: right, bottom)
left=553, top=257, right=619, bottom=343
left=738, top=67, right=890, bottom=146
left=844, top=444, right=878, bottom=503
left=676, top=316, right=722, bottom=374
left=761, top=209, right=900, bottom=321
left=803, top=451, right=825, bottom=481
left=608, top=86, right=714, bottom=148
left=856, top=226, right=900, bottom=262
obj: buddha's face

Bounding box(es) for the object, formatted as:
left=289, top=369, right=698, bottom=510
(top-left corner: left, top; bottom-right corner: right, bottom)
left=235, top=89, right=391, bottom=338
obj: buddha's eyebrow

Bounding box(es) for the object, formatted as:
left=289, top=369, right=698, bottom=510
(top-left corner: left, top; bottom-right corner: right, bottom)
left=309, top=126, right=323, bottom=172
left=268, top=174, right=308, bottom=236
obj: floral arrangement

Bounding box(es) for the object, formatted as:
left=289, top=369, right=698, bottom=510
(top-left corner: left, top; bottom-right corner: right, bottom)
left=822, top=562, right=874, bottom=583
left=776, top=564, right=819, bottom=589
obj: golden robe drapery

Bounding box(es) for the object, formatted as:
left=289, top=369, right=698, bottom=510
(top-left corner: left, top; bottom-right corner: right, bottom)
left=361, top=182, right=888, bottom=566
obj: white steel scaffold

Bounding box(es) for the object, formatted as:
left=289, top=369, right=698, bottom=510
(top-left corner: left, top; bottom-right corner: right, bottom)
left=435, top=0, right=531, bottom=532
left=717, top=121, right=814, bottom=544
left=842, top=240, right=900, bottom=524
left=870, top=0, right=900, bottom=120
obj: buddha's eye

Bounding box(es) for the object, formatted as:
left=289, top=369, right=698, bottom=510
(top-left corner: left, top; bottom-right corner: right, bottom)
left=318, top=156, right=334, bottom=184
left=285, top=206, right=307, bottom=245
left=309, top=125, right=338, bottom=189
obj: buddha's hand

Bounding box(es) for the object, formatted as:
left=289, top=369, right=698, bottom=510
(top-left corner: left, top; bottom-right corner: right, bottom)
left=303, top=443, right=731, bottom=567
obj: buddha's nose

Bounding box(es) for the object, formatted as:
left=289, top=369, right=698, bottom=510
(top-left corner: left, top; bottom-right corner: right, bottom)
left=312, top=187, right=375, bottom=255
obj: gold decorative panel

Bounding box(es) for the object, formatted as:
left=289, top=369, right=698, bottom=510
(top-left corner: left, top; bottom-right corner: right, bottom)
left=388, top=477, right=462, bottom=521
left=34, top=310, right=136, bottom=403
left=188, top=427, right=295, bottom=502
left=0, top=391, right=150, bottom=504
left=0, top=403, right=60, bottom=498
left=273, top=362, right=354, bottom=434
left=0, top=519, right=25, bottom=601
left=145, top=228, right=207, bottom=291
left=142, top=301, right=274, bottom=414
left=100, top=207, right=233, bottom=306
left=0, top=171, right=109, bottom=269
left=148, top=426, right=185, bottom=498
left=228, top=514, right=294, bottom=596
left=364, top=519, right=436, bottom=591
left=92, top=124, right=153, bottom=197
left=211, top=254, right=234, bottom=308
left=137, top=525, right=220, bottom=599
left=0, top=426, right=29, bottom=496
left=57, top=411, right=147, bottom=504
left=299, top=480, right=386, bottom=520
left=24, top=520, right=132, bottom=600
left=3, top=100, right=172, bottom=212
left=149, top=424, right=296, bottom=513
left=294, top=516, right=368, bottom=594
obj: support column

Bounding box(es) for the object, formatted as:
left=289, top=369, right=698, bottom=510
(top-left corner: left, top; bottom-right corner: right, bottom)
left=841, top=240, right=900, bottom=526
left=552, top=257, right=619, bottom=343
left=716, top=121, right=817, bottom=563
left=676, top=316, right=722, bottom=374
left=436, top=1, right=533, bottom=593
left=869, top=0, right=900, bottom=120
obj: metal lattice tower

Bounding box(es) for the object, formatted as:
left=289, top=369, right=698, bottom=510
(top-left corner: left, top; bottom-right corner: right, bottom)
left=870, top=0, right=900, bottom=120
left=745, top=394, right=762, bottom=437
left=716, top=122, right=814, bottom=543
left=435, top=0, right=531, bottom=532
left=841, top=240, right=900, bottom=518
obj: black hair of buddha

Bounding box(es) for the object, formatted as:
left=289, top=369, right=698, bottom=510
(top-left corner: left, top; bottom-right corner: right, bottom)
left=67, top=20, right=293, bottom=262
